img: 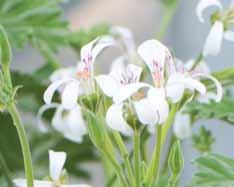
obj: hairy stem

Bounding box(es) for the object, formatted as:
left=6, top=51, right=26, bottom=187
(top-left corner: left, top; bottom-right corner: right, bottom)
left=7, top=103, right=34, bottom=187
left=113, top=132, right=135, bottom=187
left=134, top=131, right=141, bottom=187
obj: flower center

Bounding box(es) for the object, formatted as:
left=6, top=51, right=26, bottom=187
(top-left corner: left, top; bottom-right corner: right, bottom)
left=76, top=53, right=93, bottom=81
left=152, top=60, right=163, bottom=87
left=120, top=69, right=138, bottom=85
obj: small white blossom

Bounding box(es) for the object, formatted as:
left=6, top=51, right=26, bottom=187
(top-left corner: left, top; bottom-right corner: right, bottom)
left=196, top=0, right=234, bottom=56
left=14, top=150, right=91, bottom=187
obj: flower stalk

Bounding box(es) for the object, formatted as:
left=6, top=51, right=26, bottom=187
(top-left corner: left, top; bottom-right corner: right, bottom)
left=134, top=130, right=141, bottom=187
left=7, top=103, right=34, bottom=187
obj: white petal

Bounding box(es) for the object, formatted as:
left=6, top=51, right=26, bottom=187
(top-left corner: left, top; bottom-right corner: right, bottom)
left=95, top=75, right=118, bottom=97
left=80, top=37, right=99, bottom=62
left=61, top=81, right=80, bottom=109
left=64, top=105, right=87, bottom=143
left=224, top=30, right=234, bottom=41
left=49, top=67, right=76, bottom=83
left=91, top=36, right=115, bottom=61
left=37, top=103, right=60, bottom=132
left=110, top=56, right=127, bottom=82
left=49, top=150, right=67, bottom=181
left=196, top=0, right=222, bottom=23
left=110, top=26, right=135, bottom=54
left=173, top=112, right=191, bottom=139
left=197, top=92, right=217, bottom=103
left=137, top=40, right=169, bottom=72
left=126, top=64, right=143, bottom=82
left=43, top=79, right=70, bottom=105
left=147, top=88, right=169, bottom=124
left=113, top=82, right=149, bottom=104
left=134, top=98, right=159, bottom=126
left=52, top=106, right=67, bottom=132
left=14, top=179, right=52, bottom=187
left=193, top=73, right=223, bottom=102
left=167, top=73, right=206, bottom=96
left=106, top=104, right=133, bottom=136
left=166, top=82, right=185, bottom=103
left=203, top=21, right=224, bottom=56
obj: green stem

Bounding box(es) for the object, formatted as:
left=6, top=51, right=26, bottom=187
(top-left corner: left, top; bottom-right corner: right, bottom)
left=7, top=103, right=34, bottom=187
left=156, top=1, right=179, bottom=40
left=0, top=152, right=14, bottom=187
left=113, top=132, right=135, bottom=187
left=190, top=53, right=204, bottom=71
left=134, top=131, right=141, bottom=187
left=102, top=149, right=127, bottom=187
left=144, top=125, right=163, bottom=187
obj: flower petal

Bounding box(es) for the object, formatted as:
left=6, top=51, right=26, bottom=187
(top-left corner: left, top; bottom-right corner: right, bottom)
left=110, top=26, right=135, bottom=54
left=61, top=81, right=80, bottom=109
left=166, top=82, right=185, bottom=103
left=64, top=105, right=87, bottom=143
left=14, top=179, right=52, bottom=187
left=173, top=112, right=191, bottom=139
left=106, top=104, right=133, bottom=136
left=196, top=0, right=222, bottom=23
left=224, top=30, right=234, bottom=41
left=113, top=82, right=149, bottom=104
left=147, top=88, right=169, bottom=124
left=80, top=37, right=99, bottom=62
left=203, top=21, right=224, bottom=56
left=193, top=73, right=223, bottom=102
left=43, top=79, right=70, bottom=105
left=185, top=59, right=210, bottom=74
left=95, top=75, right=118, bottom=97
left=49, top=150, right=67, bottom=181
left=37, top=103, right=60, bottom=132
left=137, top=40, right=168, bottom=72
left=134, top=98, right=159, bottom=126
left=50, top=67, right=76, bottom=83
left=127, top=64, right=143, bottom=82
left=92, top=36, right=115, bottom=61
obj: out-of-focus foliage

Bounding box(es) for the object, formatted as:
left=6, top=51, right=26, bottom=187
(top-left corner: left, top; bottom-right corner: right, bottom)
left=0, top=0, right=69, bottom=50
left=192, top=126, right=215, bottom=153
left=68, top=24, right=110, bottom=52
left=190, top=154, right=234, bottom=187
left=161, top=0, right=177, bottom=6
left=185, top=93, right=234, bottom=125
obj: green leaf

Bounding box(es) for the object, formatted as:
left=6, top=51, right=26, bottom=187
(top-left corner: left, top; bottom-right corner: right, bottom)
left=191, top=154, right=234, bottom=187
left=192, top=126, right=215, bottom=153
left=0, top=0, right=69, bottom=64
left=0, top=25, right=11, bottom=67
left=168, top=140, right=184, bottom=187
left=185, top=92, right=234, bottom=125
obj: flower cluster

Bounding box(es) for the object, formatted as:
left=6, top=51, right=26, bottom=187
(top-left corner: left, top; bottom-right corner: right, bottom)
left=40, top=26, right=222, bottom=140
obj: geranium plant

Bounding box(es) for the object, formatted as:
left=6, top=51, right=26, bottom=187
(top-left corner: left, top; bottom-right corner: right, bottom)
left=0, top=0, right=234, bottom=187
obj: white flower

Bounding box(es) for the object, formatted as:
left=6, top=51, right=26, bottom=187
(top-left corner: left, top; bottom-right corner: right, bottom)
left=196, top=0, right=234, bottom=56
left=173, top=111, right=192, bottom=140
left=110, top=26, right=135, bottom=58
left=14, top=150, right=91, bottom=187
left=38, top=104, right=87, bottom=143
left=96, top=58, right=148, bottom=135
left=43, top=36, right=115, bottom=109
left=137, top=40, right=223, bottom=127
left=170, top=58, right=223, bottom=103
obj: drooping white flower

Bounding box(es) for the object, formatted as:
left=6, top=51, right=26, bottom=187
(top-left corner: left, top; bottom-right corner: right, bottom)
left=173, top=111, right=192, bottom=140
left=196, top=0, right=234, bottom=56
left=43, top=36, right=115, bottom=109
left=38, top=104, right=87, bottom=143
left=96, top=58, right=148, bottom=135
left=14, top=150, right=91, bottom=187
